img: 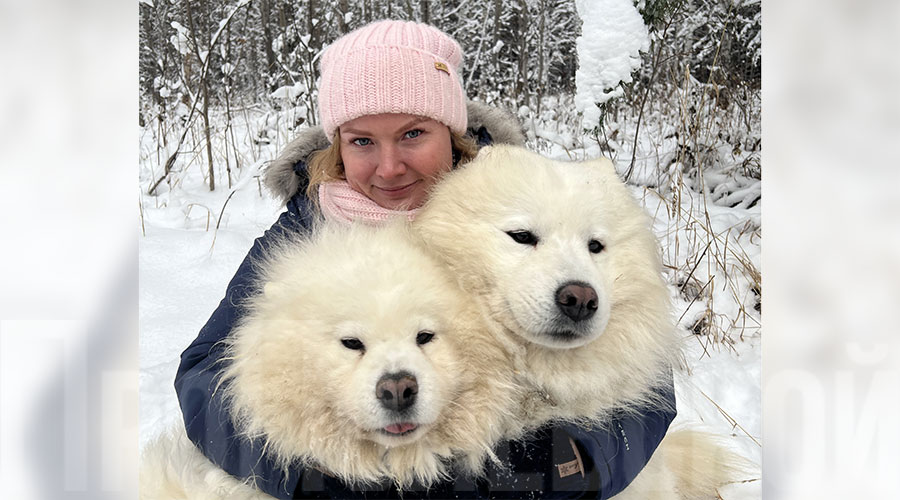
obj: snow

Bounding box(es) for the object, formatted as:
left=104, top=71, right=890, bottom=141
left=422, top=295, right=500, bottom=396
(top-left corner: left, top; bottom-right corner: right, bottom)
left=270, top=81, right=308, bottom=101
left=574, top=0, right=650, bottom=130
left=169, top=22, right=191, bottom=56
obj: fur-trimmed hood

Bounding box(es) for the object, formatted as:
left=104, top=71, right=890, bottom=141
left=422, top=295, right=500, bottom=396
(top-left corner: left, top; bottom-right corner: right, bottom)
left=263, top=100, right=526, bottom=205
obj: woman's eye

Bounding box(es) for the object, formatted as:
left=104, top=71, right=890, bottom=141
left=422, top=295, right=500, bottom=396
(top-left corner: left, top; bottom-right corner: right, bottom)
left=351, top=138, right=372, bottom=146
left=506, top=230, right=539, bottom=246
left=341, top=338, right=365, bottom=351
left=416, top=331, right=435, bottom=346
left=404, top=129, right=423, bottom=139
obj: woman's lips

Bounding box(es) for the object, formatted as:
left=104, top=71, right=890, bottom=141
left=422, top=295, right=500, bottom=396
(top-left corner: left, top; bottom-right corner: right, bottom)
left=375, top=180, right=419, bottom=199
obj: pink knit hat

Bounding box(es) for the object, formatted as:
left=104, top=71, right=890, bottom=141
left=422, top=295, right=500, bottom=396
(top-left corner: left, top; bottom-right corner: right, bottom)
left=318, top=20, right=467, bottom=142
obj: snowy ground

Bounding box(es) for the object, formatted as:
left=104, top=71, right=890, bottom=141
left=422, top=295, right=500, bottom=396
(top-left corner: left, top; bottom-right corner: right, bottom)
left=139, top=108, right=761, bottom=497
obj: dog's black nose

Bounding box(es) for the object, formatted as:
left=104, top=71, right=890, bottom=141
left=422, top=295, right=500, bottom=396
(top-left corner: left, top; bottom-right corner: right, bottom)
left=556, top=282, right=598, bottom=322
left=376, top=372, right=418, bottom=412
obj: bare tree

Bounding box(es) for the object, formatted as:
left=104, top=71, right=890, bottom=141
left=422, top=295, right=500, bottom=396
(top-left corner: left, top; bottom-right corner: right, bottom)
left=336, top=0, right=351, bottom=34
left=260, top=0, right=277, bottom=82
left=421, top=0, right=430, bottom=24
left=535, top=0, right=546, bottom=115
left=146, top=0, right=251, bottom=195
left=185, top=0, right=216, bottom=191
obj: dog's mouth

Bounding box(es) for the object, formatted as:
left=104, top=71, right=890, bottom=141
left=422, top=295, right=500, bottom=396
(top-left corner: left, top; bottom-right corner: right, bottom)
left=546, top=330, right=581, bottom=341
left=379, top=422, right=419, bottom=436
left=528, top=324, right=602, bottom=349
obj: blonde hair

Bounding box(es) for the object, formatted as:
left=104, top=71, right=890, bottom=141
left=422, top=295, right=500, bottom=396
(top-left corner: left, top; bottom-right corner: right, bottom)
left=305, top=128, right=479, bottom=206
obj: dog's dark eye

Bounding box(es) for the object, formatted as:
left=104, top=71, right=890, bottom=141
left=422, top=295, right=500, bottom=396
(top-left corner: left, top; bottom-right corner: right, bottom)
left=341, top=338, right=365, bottom=351
left=416, top=331, right=435, bottom=346
left=506, top=230, right=539, bottom=246
left=588, top=239, right=605, bottom=254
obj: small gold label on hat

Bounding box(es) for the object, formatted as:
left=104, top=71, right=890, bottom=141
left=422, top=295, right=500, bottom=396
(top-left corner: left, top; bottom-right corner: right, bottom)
left=434, top=61, right=449, bottom=74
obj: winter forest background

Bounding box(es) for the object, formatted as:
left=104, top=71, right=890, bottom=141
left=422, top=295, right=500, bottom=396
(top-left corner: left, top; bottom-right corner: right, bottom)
left=139, top=0, right=762, bottom=496
left=139, top=0, right=760, bottom=193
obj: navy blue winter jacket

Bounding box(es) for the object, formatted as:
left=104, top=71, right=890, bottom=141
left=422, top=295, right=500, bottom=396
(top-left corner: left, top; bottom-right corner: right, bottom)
left=174, top=107, right=676, bottom=499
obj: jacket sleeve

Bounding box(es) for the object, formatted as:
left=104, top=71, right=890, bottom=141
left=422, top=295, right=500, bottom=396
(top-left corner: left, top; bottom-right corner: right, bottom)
left=480, top=377, right=676, bottom=499
left=173, top=193, right=317, bottom=499
left=563, top=378, right=677, bottom=499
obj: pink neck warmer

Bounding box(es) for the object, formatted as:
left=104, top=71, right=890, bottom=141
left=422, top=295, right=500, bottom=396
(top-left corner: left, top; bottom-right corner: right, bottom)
left=318, top=181, right=419, bottom=225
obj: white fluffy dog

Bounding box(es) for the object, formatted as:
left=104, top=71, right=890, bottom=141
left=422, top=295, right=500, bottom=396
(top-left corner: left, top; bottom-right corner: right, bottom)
left=414, top=145, right=743, bottom=498
left=140, top=222, right=516, bottom=498
left=415, top=145, right=679, bottom=423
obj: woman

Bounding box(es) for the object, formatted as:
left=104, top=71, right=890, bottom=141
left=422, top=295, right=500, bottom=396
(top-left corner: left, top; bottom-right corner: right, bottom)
left=174, top=20, right=675, bottom=499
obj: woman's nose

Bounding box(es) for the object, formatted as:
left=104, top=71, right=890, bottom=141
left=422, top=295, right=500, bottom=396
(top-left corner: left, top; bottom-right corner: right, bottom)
left=375, top=145, right=407, bottom=179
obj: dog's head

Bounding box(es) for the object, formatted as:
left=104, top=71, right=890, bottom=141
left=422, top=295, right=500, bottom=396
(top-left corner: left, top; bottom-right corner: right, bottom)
left=416, top=145, right=666, bottom=350
left=222, top=223, right=465, bottom=460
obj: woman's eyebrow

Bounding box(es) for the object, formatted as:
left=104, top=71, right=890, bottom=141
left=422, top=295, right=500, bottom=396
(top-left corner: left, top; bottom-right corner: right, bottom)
left=399, top=116, right=429, bottom=130
left=339, top=127, right=368, bottom=136
left=341, top=117, right=430, bottom=137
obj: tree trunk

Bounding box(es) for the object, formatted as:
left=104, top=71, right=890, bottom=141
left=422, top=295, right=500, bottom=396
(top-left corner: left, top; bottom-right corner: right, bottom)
left=492, top=0, right=502, bottom=81
left=279, top=2, right=290, bottom=88
left=260, top=0, right=277, bottom=83
left=421, top=0, right=430, bottom=24
left=202, top=77, right=215, bottom=191
left=515, top=0, right=529, bottom=102
left=536, top=0, right=546, bottom=115
left=224, top=23, right=236, bottom=188
left=337, top=0, right=350, bottom=34
left=185, top=1, right=215, bottom=191
left=307, top=0, right=319, bottom=124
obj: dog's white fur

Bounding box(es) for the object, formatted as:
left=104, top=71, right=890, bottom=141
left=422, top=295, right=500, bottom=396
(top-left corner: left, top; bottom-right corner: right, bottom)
left=141, top=222, right=517, bottom=498
left=414, top=145, right=744, bottom=497
left=619, top=428, right=747, bottom=499
left=140, top=422, right=272, bottom=500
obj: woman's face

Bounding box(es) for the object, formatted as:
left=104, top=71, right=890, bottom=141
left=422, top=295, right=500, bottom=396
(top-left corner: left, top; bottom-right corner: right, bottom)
left=339, top=113, right=453, bottom=210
